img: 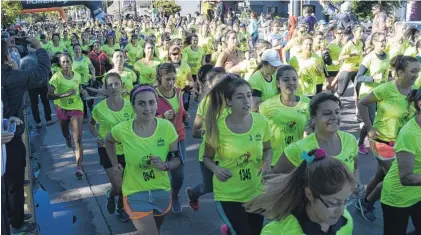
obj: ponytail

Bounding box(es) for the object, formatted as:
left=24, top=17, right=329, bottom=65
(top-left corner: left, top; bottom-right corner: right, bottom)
left=245, top=148, right=355, bottom=220
left=407, top=88, right=421, bottom=114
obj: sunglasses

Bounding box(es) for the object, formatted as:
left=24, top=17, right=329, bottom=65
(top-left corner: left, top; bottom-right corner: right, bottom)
left=171, top=53, right=181, bottom=56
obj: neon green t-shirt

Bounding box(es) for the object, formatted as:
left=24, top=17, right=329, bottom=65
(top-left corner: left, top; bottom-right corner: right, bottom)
left=49, top=71, right=84, bottom=112
left=49, top=43, right=68, bottom=55
left=106, top=68, right=137, bottom=100
left=415, top=75, right=421, bottom=89
left=125, top=43, right=143, bottom=65
left=238, top=31, right=250, bottom=52
left=289, top=53, right=325, bottom=96
left=339, top=40, right=363, bottom=72
left=261, top=210, right=353, bottom=235
left=236, top=58, right=259, bottom=81
left=381, top=118, right=421, bottom=208
left=358, top=52, right=390, bottom=99
left=41, top=41, right=51, bottom=51
left=404, top=46, right=417, bottom=57
left=102, top=43, right=121, bottom=58
left=198, top=36, right=213, bottom=54
left=386, top=40, right=409, bottom=60
left=111, top=118, right=178, bottom=196
left=211, top=112, right=270, bottom=202
left=174, top=62, right=192, bottom=89
left=158, top=89, right=180, bottom=113
left=72, top=55, right=92, bottom=84
left=327, top=41, right=342, bottom=72
left=248, top=70, right=278, bottom=102
left=157, top=47, right=168, bottom=62
left=182, top=46, right=205, bottom=75
left=259, top=95, right=310, bottom=166
left=372, top=81, right=416, bottom=142
left=91, top=99, right=134, bottom=154
left=284, top=131, right=358, bottom=172
left=134, top=59, right=161, bottom=85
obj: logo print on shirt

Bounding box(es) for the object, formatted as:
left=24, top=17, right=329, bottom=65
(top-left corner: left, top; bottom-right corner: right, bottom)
left=284, top=120, right=297, bottom=133
left=139, top=154, right=152, bottom=170
left=237, top=152, right=252, bottom=167
left=157, top=138, right=165, bottom=147
left=123, top=112, right=130, bottom=120
left=255, top=133, right=262, bottom=141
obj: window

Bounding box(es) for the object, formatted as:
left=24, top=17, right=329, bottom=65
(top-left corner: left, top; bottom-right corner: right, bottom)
left=267, top=7, right=278, bottom=14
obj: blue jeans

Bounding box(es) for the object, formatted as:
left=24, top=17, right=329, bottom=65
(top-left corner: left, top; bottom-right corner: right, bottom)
left=189, top=161, right=216, bottom=201
left=170, top=140, right=186, bottom=196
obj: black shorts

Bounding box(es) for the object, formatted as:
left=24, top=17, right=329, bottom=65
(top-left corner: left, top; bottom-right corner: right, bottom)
left=98, top=147, right=126, bottom=169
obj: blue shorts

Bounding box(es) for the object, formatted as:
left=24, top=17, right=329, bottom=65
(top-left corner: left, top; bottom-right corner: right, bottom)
left=123, top=190, right=171, bottom=220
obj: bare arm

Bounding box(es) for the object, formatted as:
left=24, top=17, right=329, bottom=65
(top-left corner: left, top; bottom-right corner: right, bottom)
left=215, top=51, right=228, bottom=68
left=358, top=92, right=378, bottom=131
left=192, top=114, right=204, bottom=139
left=105, top=132, right=118, bottom=166
left=397, top=151, right=421, bottom=186
left=47, top=85, right=73, bottom=100
left=261, top=141, right=272, bottom=175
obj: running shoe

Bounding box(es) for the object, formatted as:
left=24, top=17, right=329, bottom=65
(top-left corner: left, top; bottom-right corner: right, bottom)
left=358, top=145, right=369, bottom=155
left=172, top=194, right=182, bottom=213
left=106, top=189, right=116, bottom=214
left=11, top=222, right=36, bottom=234
left=355, top=197, right=376, bottom=222
left=46, top=120, right=56, bottom=126
left=116, top=208, right=130, bottom=222
left=185, top=187, right=199, bottom=211
left=75, top=166, right=84, bottom=179
left=220, top=224, right=229, bottom=235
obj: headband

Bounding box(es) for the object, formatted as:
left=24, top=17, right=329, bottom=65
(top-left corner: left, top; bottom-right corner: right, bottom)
left=130, top=85, right=156, bottom=103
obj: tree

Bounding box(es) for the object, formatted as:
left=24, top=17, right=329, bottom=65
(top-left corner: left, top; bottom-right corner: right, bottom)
left=152, top=0, right=181, bottom=15
left=351, top=1, right=404, bottom=20
left=1, top=0, right=22, bottom=28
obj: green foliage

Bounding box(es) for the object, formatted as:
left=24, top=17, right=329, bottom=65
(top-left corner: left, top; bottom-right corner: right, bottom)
left=1, top=0, right=22, bottom=28
left=351, top=1, right=404, bottom=20
left=152, top=0, right=181, bottom=15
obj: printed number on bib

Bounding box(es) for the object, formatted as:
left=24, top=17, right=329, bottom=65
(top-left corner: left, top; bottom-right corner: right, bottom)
left=143, top=169, right=155, bottom=182
left=68, top=98, right=74, bottom=105
left=239, top=168, right=252, bottom=181
left=285, top=136, right=294, bottom=145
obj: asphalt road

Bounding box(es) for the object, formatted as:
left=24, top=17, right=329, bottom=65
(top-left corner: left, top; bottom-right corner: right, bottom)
left=27, top=86, right=415, bottom=235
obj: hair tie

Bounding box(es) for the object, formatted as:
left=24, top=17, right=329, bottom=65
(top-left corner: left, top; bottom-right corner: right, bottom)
left=130, top=85, right=156, bottom=103
left=301, top=151, right=315, bottom=164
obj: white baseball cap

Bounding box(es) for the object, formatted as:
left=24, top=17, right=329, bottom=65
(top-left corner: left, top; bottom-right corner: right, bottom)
left=261, top=49, right=282, bottom=67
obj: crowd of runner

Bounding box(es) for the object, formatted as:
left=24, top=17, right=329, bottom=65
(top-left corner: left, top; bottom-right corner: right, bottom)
left=1, top=2, right=421, bottom=235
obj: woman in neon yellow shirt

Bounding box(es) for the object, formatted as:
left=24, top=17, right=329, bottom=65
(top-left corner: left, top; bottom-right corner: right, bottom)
left=282, top=24, right=308, bottom=64
left=105, top=85, right=181, bottom=235
left=246, top=149, right=355, bottom=235
left=335, top=25, right=364, bottom=99
left=289, top=36, right=325, bottom=98
left=47, top=54, right=86, bottom=179
left=229, top=40, right=272, bottom=81
left=198, top=24, right=213, bottom=63
left=380, top=88, right=421, bottom=235
left=157, top=33, right=171, bottom=62
left=248, top=49, right=282, bottom=112
left=326, top=28, right=344, bottom=92
left=88, top=73, right=133, bottom=222
left=49, top=33, right=68, bottom=55
left=107, top=50, right=137, bottom=100
left=272, top=92, right=359, bottom=181
left=203, top=75, right=272, bottom=235
left=215, top=31, right=242, bottom=71
left=102, top=35, right=121, bottom=58
left=81, top=32, right=91, bottom=52
left=182, top=34, right=205, bottom=95
left=72, top=44, right=96, bottom=122
left=355, top=32, right=390, bottom=155
left=385, top=22, right=409, bottom=60
left=125, top=34, right=143, bottom=66
left=356, top=55, right=419, bottom=222
left=186, top=68, right=227, bottom=211
left=134, top=39, right=161, bottom=85
left=259, top=65, right=310, bottom=167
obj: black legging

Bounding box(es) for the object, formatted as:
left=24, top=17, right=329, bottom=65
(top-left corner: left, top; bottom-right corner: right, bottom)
left=382, top=201, right=421, bottom=235
left=219, top=201, right=264, bottom=235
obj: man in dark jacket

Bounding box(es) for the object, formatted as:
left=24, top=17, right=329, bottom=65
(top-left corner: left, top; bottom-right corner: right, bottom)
left=1, top=37, right=51, bottom=234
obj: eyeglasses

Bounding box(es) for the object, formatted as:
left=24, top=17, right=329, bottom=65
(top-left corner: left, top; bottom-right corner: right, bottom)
left=316, top=195, right=351, bottom=209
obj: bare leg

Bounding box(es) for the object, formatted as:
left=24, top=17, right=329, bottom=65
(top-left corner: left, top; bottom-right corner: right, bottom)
left=70, top=116, right=84, bottom=166
left=58, top=119, right=71, bottom=147
left=131, top=214, right=159, bottom=235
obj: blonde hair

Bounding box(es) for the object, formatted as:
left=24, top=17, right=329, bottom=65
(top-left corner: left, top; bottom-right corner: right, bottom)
left=245, top=152, right=355, bottom=220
